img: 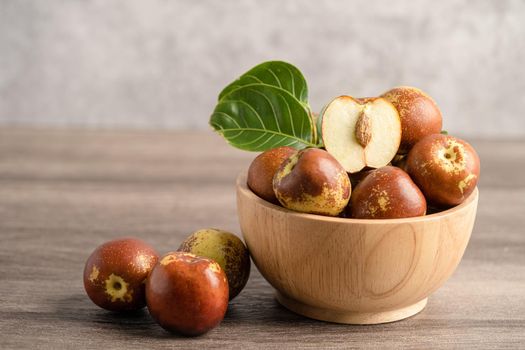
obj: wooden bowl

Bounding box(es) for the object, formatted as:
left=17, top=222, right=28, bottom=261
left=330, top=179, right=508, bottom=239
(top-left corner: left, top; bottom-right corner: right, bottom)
left=236, top=173, right=479, bottom=324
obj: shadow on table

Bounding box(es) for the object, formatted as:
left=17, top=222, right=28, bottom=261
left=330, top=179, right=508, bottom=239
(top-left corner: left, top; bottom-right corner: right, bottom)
left=51, top=293, right=166, bottom=336
left=52, top=290, right=403, bottom=340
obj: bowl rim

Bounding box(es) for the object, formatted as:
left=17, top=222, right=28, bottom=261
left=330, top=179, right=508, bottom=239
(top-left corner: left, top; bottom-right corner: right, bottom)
left=236, top=172, right=479, bottom=224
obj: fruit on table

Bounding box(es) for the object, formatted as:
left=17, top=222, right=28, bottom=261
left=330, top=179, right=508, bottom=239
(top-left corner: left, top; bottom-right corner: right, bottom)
left=83, top=237, right=158, bottom=311
left=321, top=96, right=401, bottom=173
left=349, top=166, right=427, bottom=219
left=178, top=228, right=250, bottom=300
left=406, top=134, right=480, bottom=207
left=381, top=86, right=443, bottom=154
left=146, top=252, right=229, bottom=336
left=247, top=146, right=297, bottom=204
left=273, top=148, right=351, bottom=216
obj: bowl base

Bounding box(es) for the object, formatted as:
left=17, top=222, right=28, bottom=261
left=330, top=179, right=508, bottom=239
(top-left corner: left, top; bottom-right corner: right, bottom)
left=275, top=292, right=428, bottom=325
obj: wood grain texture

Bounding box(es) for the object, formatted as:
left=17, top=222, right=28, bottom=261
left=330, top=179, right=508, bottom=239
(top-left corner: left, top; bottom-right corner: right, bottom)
left=237, top=174, right=478, bottom=324
left=0, top=128, right=524, bottom=349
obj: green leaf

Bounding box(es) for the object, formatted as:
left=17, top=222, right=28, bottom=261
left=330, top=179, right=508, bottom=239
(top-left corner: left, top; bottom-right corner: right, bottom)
left=440, top=130, right=448, bottom=135
left=210, top=84, right=316, bottom=151
left=218, top=61, right=308, bottom=103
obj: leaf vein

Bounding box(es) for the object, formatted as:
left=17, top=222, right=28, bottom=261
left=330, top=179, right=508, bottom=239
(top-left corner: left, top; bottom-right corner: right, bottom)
left=233, top=132, right=268, bottom=147
left=225, top=99, right=266, bottom=129
left=279, top=93, right=296, bottom=137
left=212, top=111, right=242, bottom=128
left=267, top=68, right=282, bottom=88
left=244, top=75, right=263, bottom=83
left=283, top=65, right=296, bottom=98
left=216, top=127, right=316, bottom=147
left=224, top=129, right=245, bottom=140
left=255, top=134, right=276, bottom=149
left=248, top=88, right=281, bottom=133
left=267, top=134, right=288, bottom=149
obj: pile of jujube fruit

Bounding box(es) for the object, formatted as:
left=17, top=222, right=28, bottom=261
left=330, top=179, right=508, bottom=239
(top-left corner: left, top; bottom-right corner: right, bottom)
left=248, top=86, right=480, bottom=218
left=83, top=229, right=250, bottom=336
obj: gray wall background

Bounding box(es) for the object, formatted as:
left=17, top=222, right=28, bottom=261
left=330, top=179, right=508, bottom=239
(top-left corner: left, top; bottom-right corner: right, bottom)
left=1, top=0, right=524, bottom=138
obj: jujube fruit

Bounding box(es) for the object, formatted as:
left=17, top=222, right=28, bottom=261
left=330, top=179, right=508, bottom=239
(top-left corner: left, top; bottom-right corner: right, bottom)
left=146, top=252, right=229, bottom=336
left=406, top=134, right=480, bottom=207
left=273, top=148, right=351, bottom=216
left=321, top=96, right=401, bottom=173
left=178, top=228, right=250, bottom=300
left=381, top=86, right=443, bottom=154
left=83, top=237, right=158, bottom=311
left=247, top=146, right=297, bottom=204
left=350, top=166, right=427, bottom=219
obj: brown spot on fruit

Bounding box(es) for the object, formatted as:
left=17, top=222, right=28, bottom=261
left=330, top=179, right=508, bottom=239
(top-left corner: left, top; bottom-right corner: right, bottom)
left=377, top=192, right=390, bottom=212
left=436, top=140, right=467, bottom=174
left=104, top=274, right=133, bottom=303
left=160, top=254, right=177, bottom=266
left=458, top=173, right=477, bottom=194
left=208, top=261, right=222, bottom=274
left=88, top=265, right=99, bottom=282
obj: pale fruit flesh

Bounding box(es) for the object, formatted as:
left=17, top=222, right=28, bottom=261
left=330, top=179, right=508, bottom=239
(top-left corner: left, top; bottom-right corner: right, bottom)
left=321, top=96, right=401, bottom=173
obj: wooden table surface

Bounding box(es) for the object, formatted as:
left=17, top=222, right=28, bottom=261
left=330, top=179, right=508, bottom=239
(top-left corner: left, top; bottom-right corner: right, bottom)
left=0, top=128, right=524, bottom=349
